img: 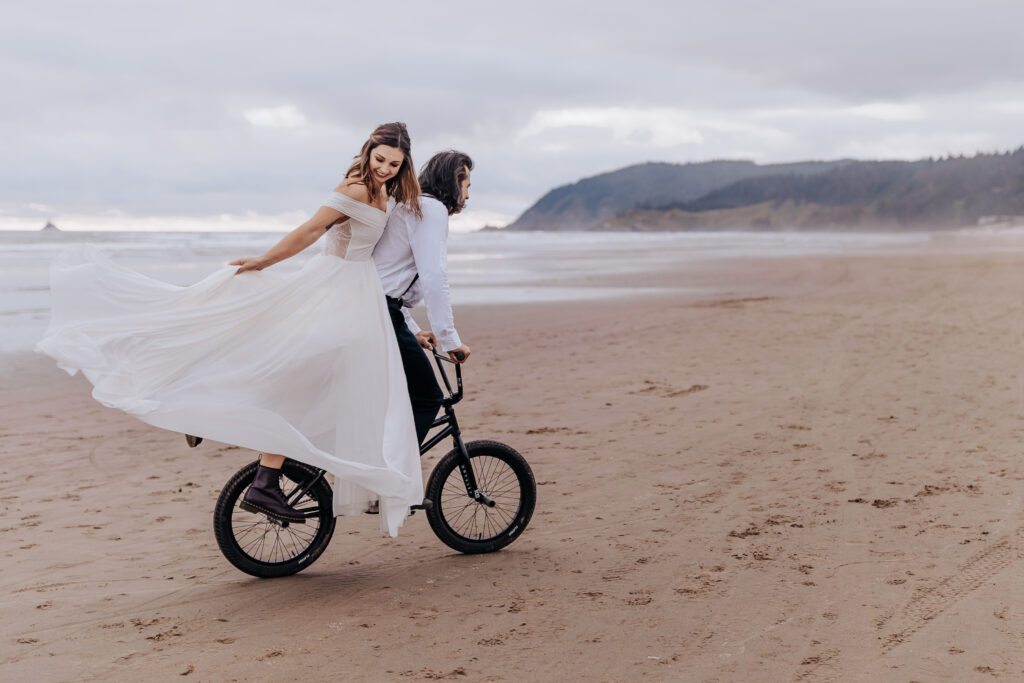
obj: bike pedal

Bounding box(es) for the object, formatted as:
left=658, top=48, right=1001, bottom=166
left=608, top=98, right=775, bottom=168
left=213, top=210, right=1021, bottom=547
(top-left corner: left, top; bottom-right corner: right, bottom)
left=410, top=499, right=433, bottom=511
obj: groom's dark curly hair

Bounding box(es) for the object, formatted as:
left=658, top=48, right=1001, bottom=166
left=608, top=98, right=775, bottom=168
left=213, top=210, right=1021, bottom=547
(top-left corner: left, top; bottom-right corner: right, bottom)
left=418, top=150, right=474, bottom=216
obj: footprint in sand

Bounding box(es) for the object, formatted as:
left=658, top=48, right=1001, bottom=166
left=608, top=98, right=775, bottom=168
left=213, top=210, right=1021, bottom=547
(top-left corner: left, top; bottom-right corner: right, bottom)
left=477, top=637, right=504, bottom=646
left=628, top=380, right=709, bottom=398
left=257, top=650, right=284, bottom=661
left=665, top=384, right=709, bottom=398
left=626, top=590, right=653, bottom=606
left=146, top=626, right=183, bottom=641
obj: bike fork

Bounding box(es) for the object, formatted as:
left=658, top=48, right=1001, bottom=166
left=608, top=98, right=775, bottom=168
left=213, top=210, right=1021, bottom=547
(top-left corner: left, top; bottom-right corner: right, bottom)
left=449, top=419, right=496, bottom=508
left=423, top=406, right=496, bottom=508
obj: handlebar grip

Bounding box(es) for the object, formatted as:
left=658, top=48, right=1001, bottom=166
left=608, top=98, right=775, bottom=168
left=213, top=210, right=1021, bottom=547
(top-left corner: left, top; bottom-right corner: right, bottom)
left=453, top=351, right=466, bottom=362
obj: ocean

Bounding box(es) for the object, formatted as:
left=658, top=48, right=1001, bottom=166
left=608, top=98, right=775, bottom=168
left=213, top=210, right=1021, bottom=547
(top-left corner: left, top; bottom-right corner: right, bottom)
left=0, top=229, right=958, bottom=352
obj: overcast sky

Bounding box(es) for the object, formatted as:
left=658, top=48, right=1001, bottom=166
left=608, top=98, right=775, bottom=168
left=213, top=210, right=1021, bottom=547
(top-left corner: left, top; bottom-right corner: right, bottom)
left=3, top=1, right=1023, bottom=231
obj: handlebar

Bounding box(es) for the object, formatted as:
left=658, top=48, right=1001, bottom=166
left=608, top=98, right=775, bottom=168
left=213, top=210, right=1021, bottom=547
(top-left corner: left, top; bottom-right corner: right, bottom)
left=431, top=346, right=464, bottom=404
left=431, top=347, right=465, bottom=365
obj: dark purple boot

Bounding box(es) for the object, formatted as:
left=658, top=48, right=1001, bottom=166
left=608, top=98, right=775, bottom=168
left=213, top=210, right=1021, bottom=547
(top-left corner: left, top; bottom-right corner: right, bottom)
left=240, top=464, right=305, bottom=524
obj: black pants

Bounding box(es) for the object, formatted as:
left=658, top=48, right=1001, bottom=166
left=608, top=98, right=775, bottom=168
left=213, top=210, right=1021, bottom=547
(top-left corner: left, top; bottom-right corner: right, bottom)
left=387, top=298, right=443, bottom=446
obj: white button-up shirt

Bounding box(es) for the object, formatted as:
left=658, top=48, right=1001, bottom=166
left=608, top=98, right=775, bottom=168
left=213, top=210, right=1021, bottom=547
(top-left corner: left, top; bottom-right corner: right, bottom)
left=373, top=196, right=462, bottom=351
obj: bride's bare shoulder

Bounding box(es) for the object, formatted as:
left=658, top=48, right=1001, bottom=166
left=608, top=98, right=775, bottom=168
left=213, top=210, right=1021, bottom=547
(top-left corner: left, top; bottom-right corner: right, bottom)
left=333, top=178, right=371, bottom=204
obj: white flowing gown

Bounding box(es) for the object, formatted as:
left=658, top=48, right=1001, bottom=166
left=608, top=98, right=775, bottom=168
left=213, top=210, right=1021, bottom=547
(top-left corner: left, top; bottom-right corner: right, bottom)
left=37, top=193, right=424, bottom=536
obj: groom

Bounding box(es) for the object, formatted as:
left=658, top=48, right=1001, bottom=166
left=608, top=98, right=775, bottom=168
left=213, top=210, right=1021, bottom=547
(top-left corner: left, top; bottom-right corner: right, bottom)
left=374, top=150, right=473, bottom=444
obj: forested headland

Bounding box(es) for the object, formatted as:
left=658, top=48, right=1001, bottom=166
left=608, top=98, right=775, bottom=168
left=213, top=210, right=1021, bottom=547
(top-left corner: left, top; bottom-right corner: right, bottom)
left=504, top=149, right=1024, bottom=231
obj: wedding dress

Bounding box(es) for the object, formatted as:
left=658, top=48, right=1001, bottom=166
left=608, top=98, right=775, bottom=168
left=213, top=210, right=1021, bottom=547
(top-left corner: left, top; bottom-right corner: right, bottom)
left=37, top=193, right=424, bottom=536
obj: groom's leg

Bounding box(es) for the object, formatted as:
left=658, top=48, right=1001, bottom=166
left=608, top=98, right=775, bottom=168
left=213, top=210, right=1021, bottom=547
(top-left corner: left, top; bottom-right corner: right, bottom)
left=387, top=299, right=443, bottom=445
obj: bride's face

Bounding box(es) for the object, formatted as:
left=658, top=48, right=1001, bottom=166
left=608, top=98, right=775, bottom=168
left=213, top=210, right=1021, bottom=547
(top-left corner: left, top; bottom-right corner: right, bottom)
left=369, top=145, right=404, bottom=185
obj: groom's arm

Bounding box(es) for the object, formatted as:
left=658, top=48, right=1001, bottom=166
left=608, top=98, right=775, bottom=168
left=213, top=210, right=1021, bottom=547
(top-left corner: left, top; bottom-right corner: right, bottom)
left=409, top=200, right=462, bottom=353
left=402, top=307, right=421, bottom=335
left=402, top=310, right=437, bottom=349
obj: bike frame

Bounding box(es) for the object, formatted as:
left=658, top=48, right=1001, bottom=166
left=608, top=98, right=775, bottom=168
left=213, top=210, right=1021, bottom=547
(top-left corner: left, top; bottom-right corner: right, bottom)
left=286, top=348, right=494, bottom=514
left=421, top=351, right=494, bottom=506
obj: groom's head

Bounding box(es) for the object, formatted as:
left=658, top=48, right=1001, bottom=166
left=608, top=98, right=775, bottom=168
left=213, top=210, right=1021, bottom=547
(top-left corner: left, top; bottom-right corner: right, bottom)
left=419, top=151, right=474, bottom=215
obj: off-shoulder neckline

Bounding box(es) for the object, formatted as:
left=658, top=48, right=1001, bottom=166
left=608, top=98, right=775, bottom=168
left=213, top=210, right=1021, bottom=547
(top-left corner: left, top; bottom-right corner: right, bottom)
left=330, top=190, right=387, bottom=214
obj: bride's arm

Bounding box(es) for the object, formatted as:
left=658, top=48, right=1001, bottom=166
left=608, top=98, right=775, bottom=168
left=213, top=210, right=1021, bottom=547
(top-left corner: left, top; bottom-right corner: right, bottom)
left=232, top=181, right=373, bottom=273
left=232, top=206, right=346, bottom=273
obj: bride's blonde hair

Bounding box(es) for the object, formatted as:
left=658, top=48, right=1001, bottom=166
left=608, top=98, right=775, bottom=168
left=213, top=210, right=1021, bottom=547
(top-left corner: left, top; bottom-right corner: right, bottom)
left=345, top=122, right=422, bottom=218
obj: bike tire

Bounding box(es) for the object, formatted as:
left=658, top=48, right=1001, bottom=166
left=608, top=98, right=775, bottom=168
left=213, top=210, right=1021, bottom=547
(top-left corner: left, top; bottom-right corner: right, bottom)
left=425, top=440, right=536, bottom=554
left=213, top=460, right=336, bottom=578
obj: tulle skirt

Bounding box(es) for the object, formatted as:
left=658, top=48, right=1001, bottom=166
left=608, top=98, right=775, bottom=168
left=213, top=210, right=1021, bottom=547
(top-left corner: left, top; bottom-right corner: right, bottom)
left=37, top=246, right=423, bottom=536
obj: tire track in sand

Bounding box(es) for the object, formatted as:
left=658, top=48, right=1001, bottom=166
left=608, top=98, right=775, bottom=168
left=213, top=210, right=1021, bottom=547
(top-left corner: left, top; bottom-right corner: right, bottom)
left=878, top=526, right=1023, bottom=653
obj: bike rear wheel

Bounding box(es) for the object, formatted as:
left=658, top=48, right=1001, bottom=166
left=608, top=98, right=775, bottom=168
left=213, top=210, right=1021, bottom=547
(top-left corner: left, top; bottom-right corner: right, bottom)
left=213, top=460, right=336, bottom=578
left=425, top=440, right=536, bottom=554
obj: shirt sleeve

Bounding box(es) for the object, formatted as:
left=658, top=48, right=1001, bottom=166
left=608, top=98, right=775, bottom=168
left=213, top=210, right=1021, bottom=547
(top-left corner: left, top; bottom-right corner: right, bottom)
left=408, top=200, right=462, bottom=351
left=402, top=307, right=421, bottom=336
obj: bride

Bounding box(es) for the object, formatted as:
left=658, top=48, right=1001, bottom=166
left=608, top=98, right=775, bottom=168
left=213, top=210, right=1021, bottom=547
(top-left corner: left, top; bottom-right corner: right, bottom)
left=37, top=122, right=426, bottom=537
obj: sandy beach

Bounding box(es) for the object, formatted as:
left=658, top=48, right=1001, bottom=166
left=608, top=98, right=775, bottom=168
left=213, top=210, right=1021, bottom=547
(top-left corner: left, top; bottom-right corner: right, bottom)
left=5, top=238, right=1024, bottom=681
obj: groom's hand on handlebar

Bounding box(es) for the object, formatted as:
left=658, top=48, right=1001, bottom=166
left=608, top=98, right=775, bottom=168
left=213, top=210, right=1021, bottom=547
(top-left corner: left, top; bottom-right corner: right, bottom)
left=449, top=344, right=471, bottom=364
left=415, top=331, right=437, bottom=350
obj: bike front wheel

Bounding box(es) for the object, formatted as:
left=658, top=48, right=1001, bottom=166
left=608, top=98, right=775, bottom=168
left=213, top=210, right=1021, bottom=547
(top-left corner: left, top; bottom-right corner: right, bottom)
left=213, top=460, right=336, bottom=578
left=425, top=440, right=536, bottom=554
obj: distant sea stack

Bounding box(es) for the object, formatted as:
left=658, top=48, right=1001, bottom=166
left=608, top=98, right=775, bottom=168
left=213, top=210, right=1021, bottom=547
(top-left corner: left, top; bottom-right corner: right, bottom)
left=504, top=148, right=1024, bottom=232
left=41, top=221, right=61, bottom=232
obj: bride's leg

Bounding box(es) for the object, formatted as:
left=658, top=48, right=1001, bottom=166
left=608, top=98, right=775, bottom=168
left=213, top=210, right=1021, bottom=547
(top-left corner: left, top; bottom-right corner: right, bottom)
left=259, top=453, right=286, bottom=469
left=241, top=452, right=304, bottom=523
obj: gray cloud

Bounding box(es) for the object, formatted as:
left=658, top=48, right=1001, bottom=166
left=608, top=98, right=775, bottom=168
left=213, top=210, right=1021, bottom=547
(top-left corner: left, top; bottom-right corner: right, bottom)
left=3, top=0, right=1023, bottom=229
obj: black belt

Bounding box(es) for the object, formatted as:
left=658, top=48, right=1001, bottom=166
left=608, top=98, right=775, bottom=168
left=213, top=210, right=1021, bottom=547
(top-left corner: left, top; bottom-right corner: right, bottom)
left=386, top=295, right=404, bottom=307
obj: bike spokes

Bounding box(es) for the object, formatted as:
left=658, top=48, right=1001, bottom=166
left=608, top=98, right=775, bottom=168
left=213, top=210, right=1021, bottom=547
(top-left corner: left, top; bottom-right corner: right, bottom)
left=439, top=454, right=522, bottom=541
left=214, top=461, right=336, bottom=576
left=230, top=473, right=323, bottom=564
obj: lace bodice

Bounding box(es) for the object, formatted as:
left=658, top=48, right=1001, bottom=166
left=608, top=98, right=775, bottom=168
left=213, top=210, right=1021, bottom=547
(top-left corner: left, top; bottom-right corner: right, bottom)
left=321, top=192, right=390, bottom=261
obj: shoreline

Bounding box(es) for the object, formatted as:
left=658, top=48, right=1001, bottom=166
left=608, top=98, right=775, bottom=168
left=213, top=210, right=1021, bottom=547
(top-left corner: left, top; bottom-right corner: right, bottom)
left=7, top=229, right=1024, bottom=356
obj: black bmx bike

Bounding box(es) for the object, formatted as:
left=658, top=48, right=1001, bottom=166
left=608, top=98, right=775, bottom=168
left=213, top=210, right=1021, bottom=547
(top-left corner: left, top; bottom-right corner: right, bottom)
left=211, top=349, right=536, bottom=578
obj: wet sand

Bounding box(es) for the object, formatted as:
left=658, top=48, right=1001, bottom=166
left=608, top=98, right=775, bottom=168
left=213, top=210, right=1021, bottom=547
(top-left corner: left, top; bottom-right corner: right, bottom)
left=4, top=240, right=1024, bottom=681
